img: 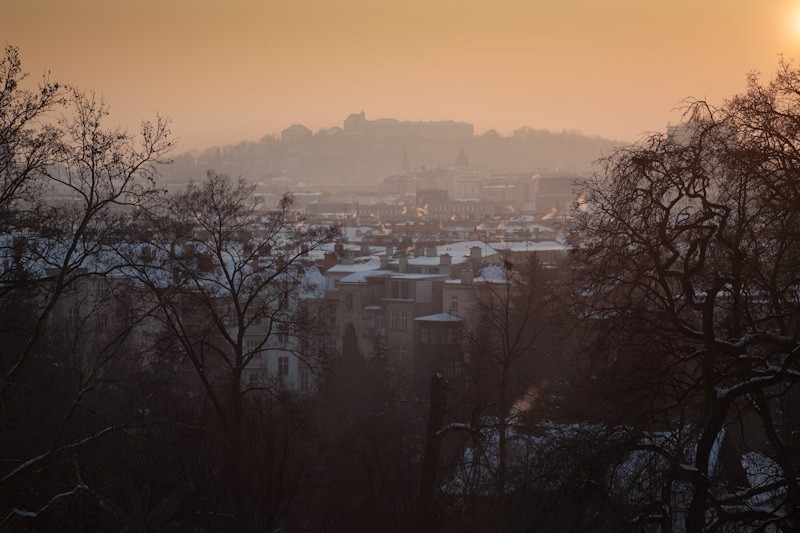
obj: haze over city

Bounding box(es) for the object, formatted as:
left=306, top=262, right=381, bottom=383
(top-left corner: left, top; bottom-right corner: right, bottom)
left=4, top=0, right=798, bottom=151
left=5, top=1, right=800, bottom=530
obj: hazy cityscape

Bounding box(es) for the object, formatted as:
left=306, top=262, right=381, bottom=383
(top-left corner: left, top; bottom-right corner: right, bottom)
left=3, top=1, right=800, bottom=531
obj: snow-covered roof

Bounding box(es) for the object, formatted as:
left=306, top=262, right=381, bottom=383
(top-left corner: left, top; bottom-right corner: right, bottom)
left=340, top=226, right=373, bottom=241
left=297, top=265, right=326, bottom=299
left=488, top=240, right=568, bottom=253
left=326, top=258, right=382, bottom=274
left=414, top=312, right=463, bottom=322
left=477, top=264, right=507, bottom=281
left=389, top=273, right=448, bottom=280
left=337, top=270, right=394, bottom=284
left=400, top=255, right=466, bottom=266
left=436, top=240, right=499, bottom=258
left=443, top=263, right=508, bottom=284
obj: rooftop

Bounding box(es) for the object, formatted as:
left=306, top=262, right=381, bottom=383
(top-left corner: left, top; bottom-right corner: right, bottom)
left=414, top=312, right=463, bottom=322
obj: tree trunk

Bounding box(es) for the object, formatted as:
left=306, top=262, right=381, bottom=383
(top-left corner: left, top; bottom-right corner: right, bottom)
left=416, top=373, right=448, bottom=533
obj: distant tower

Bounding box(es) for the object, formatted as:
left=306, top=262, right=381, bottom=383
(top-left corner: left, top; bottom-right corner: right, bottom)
left=402, top=146, right=410, bottom=174
left=455, top=148, right=469, bottom=168
left=344, top=110, right=368, bottom=135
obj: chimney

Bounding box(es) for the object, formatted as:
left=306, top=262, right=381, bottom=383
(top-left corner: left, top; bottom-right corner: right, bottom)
left=334, top=242, right=344, bottom=255
left=399, top=256, right=408, bottom=273
left=385, top=244, right=394, bottom=257
left=301, top=243, right=309, bottom=256
left=380, top=255, right=390, bottom=269
left=439, top=253, right=451, bottom=266
left=470, top=246, right=482, bottom=270
left=460, top=270, right=474, bottom=284
left=323, top=251, right=338, bottom=269
left=360, top=242, right=370, bottom=256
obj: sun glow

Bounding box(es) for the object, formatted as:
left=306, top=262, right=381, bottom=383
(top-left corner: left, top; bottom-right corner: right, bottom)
left=786, top=3, right=800, bottom=40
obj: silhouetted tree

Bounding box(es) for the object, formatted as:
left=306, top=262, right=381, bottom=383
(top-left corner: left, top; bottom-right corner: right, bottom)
left=312, top=322, right=421, bottom=531
left=0, top=44, right=175, bottom=527
left=121, top=172, right=338, bottom=530
left=569, top=60, right=800, bottom=529
left=457, top=257, right=553, bottom=495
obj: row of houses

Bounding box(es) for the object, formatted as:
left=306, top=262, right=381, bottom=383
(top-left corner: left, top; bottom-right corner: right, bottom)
left=19, top=230, right=568, bottom=397
left=273, top=239, right=568, bottom=392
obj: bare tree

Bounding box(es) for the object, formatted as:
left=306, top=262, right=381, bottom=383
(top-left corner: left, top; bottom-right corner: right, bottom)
left=122, top=172, right=338, bottom=529
left=0, top=45, right=174, bottom=525
left=0, top=44, right=62, bottom=232
left=421, top=255, right=559, bottom=530
left=569, top=61, right=800, bottom=529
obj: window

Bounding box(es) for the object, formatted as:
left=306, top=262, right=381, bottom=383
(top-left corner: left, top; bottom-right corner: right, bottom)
left=389, top=280, right=409, bottom=299
left=389, top=309, right=399, bottom=330
left=450, top=295, right=459, bottom=312
left=67, top=306, right=79, bottom=324
left=400, top=310, right=408, bottom=331
left=421, top=325, right=459, bottom=345
left=374, top=311, right=385, bottom=333
left=300, top=368, right=310, bottom=392
left=245, top=338, right=259, bottom=357
left=98, top=283, right=110, bottom=298
left=399, top=344, right=408, bottom=363
left=344, top=292, right=354, bottom=312
left=278, top=356, right=289, bottom=377
left=277, top=323, right=289, bottom=344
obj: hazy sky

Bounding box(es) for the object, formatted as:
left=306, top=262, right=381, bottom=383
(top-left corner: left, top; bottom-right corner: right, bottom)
left=4, top=0, right=798, bottom=151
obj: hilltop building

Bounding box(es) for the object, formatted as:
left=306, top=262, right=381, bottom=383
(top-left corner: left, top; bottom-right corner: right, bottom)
left=281, top=124, right=313, bottom=142
left=343, top=111, right=474, bottom=139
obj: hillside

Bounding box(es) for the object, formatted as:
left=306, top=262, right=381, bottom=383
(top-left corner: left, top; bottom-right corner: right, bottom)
left=159, top=128, right=626, bottom=185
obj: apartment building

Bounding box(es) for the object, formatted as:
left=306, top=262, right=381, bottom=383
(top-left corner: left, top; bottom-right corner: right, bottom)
left=324, top=241, right=499, bottom=379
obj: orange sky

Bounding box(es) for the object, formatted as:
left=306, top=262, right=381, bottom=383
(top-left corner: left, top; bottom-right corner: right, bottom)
left=3, top=0, right=798, bottom=152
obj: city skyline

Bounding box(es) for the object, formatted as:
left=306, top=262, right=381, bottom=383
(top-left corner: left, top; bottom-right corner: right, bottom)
left=3, top=0, right=799, bottom=152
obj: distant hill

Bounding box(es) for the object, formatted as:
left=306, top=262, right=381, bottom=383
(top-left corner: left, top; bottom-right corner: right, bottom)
left=159, top=127, right=627, bottom=185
